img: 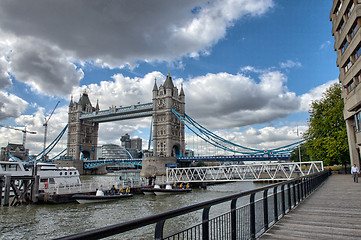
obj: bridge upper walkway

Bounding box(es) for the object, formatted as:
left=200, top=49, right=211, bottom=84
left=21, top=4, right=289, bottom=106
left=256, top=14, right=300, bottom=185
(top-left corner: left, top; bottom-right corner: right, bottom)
left=259, top=174, right=361, bottom=240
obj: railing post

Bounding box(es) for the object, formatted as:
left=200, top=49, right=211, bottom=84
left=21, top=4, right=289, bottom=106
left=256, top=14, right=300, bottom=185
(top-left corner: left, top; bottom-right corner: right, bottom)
left=250, top=193, right=256, bottom=240
left=202, top=206, right=211, bottom=240
left=263, top=189, right=269, bottom=232
left=310, top=175, right=314, bottom=192
left=292, top=181, right=297, bottom=207
left=297, top=180, right=301, bottom=204
left=303, top=178, right=306, bottom=199
left=281, top=185, right=285, bottom=216
left=300, top=179, right=304, bottom=200
left=306, top=177, right=310, bottom=196
left=287, top=183, right=291, bottom=212
left=154, top=220, right=165, bottom=240
left=273, top=186, right=278, bottom=222
left=0, top=177, right=3, bottom=205
left=231, top=199, right=237, bottom=240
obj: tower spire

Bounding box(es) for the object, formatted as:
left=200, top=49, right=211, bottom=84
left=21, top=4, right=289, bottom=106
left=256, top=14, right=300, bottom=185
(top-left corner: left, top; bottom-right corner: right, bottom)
left=163, top=72, right=174, bottom=89
left=180, top=83, right=185, bottom=96
left=153, top=77, right=158, bottom=91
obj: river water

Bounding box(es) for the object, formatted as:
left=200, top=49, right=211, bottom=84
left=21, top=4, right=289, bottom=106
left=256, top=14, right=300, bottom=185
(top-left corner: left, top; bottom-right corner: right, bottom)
left=0, top=173, right=267, bottom=240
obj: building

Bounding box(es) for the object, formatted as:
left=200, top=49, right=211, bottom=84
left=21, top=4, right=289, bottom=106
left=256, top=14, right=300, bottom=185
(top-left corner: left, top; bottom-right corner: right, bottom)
left=100, top=144, right=132, bottom=159
left=120, top=133, right=131, bottom=149
left=120, top=133, right=142, bottom=151
left=0, top=143, right=30, bottom=161
left=152, top=73, right=185, bottom=158
left=66, top=90, right=99, bottom=161
left=141, top=73, right=185, bottom=177
left=330, top=0, right=361, bottom=166
left=131, top=138, right=142, bottom=151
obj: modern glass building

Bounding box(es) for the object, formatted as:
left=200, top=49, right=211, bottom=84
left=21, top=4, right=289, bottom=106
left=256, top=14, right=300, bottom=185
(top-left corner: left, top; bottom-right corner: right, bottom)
left=330, top=0, right=361, bottom=166
left=99, top=144, right=132, bottom=159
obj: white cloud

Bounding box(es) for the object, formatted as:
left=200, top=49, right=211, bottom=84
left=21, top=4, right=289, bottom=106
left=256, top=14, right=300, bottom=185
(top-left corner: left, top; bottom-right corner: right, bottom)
left=279, top=60, right=302, bottom=69
left=10, top=38, right=84, bottom=96
left=299, top=79, right=338, bottom=112
left=184, top=71, right=299, bottom=128
left=0, top=91, right=28, bottom=120
left=0, top=41, right=12, bottom=89
left=239, top=65, right=265, bottom=73
left=320, top=40, right=331, bottom=50
left=0, top=0, right=274, bottom=69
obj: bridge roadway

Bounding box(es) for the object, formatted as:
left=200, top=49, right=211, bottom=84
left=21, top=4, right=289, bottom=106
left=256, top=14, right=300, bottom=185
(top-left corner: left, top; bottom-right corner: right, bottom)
left=259, top=174, right=361, bottom=240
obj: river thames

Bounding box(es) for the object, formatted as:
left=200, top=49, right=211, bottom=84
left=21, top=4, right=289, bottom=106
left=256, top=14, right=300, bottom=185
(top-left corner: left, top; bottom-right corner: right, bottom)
left=0, top=174, right=266, bottom=240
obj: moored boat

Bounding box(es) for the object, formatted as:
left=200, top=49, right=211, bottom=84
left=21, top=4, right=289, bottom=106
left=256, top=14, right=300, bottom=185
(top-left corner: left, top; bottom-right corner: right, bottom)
left=72, top=189, right=133, bottom=204
left=1, top=161, right=96, bottom=203
left=143, top=184, right=192, bottom=196
left=140, top=187, right=156, bottom=195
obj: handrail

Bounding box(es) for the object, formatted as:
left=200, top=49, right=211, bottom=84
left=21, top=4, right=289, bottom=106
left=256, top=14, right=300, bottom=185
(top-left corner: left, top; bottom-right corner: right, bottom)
left=54, top=170, right=330, bottom=240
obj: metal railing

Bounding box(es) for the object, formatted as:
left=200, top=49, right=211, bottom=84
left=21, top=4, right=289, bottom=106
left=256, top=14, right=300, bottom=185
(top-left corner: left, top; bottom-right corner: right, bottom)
left=167, top=161, right=324, bottom=183
left=54, top=170, right=330, bottom=240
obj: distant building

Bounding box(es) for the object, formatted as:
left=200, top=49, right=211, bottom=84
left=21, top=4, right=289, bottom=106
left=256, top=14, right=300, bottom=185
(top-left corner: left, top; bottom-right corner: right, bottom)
left=131, top=138, right=142, bottom=151
left=120, top=133, right=142, bottom=151
left=330, top=0, right=361, bottom=166
left=185, top=149, right=194, bottom=157
left=98, top=144, right=132, bottom=159
left=120, top=134, right=131, bottom=149
left=0, top=143, right=29, bottom=161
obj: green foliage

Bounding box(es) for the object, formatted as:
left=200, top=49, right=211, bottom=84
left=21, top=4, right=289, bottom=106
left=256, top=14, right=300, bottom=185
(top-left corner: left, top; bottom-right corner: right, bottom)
left=303, top=83, right=349, bottom=166
left=290, top=143, right=310, bottom=162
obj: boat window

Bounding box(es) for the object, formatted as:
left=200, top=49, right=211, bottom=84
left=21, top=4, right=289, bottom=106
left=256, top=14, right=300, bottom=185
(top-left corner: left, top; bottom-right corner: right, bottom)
left=69, top=172, right=72, bottom=175
left=65, top=172, right=68, bottom=175
left=49, top=178, right=55, bottom=184
left=59, top=172, right=62, bottom=175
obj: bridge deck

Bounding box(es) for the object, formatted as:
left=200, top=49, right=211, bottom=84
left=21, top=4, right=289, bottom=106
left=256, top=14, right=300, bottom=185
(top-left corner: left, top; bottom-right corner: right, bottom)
left=259, top=174, right=361, bottom=240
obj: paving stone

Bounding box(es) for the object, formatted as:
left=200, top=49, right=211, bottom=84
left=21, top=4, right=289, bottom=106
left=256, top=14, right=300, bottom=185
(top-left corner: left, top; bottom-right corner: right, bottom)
left=258, top=174, right=361, bottom=239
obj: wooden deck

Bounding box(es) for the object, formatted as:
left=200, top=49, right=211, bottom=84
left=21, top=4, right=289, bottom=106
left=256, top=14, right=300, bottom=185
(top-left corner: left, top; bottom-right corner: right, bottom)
left=259, top=174, right=361, bottom=240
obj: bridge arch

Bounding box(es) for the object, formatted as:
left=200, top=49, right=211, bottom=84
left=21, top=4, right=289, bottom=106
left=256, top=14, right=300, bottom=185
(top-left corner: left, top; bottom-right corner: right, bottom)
left=172, top=144, right=182, bottom=158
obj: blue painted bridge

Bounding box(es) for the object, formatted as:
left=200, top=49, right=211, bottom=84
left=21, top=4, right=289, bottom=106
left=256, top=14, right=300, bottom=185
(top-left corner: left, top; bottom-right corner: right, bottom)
left=83, top=154, right=291, bottom=169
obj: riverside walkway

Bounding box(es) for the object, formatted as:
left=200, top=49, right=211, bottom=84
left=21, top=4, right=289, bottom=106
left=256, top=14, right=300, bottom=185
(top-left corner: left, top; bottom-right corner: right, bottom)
left=259, top=174, right=361, bottom=240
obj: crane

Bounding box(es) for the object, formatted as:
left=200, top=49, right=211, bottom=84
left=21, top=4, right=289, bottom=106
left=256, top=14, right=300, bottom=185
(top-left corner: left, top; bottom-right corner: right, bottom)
left=42, top=101, right=60, bottom=160
left=0, top=125, right=36, bottom=148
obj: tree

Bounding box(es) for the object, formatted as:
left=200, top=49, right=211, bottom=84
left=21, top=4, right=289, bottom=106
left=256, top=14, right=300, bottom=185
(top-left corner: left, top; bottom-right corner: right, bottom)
left=290, top=143, right=310, bottom=162
left=303, top=83, right=349, bottom=167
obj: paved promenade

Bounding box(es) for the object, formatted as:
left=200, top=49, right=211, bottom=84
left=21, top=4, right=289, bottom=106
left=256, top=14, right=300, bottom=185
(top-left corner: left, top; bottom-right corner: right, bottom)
left=259, top=174, right=361, bottom=240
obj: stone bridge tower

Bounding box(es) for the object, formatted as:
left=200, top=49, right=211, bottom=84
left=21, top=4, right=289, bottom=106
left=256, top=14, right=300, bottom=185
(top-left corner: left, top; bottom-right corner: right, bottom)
left=141, top=73, right=185, bottom=177
left=67, top=90, right=99, bottom=161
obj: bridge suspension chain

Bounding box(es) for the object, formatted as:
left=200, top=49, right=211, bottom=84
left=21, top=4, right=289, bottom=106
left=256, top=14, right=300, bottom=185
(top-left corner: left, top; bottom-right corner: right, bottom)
left=172, top=108, right=304, bottom=155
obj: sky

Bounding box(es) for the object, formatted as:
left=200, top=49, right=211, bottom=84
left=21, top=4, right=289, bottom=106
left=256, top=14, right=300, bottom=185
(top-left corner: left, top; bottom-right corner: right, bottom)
left=0, top=0, right=338, bottom=157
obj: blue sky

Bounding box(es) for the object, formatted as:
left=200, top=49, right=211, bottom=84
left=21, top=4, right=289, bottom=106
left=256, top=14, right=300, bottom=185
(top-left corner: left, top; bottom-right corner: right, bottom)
left=0, top=0, right=338, bottom=156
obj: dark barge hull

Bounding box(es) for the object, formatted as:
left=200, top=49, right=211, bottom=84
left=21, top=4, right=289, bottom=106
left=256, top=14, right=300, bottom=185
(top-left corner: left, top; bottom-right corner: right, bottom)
left=72, top=194, right=133, bottom=204
left=38, top=192, right=96, bottom=204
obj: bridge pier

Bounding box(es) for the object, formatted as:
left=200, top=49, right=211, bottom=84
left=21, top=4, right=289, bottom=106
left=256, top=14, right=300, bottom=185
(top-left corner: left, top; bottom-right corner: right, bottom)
left=140, top=156, right=177, bottom=177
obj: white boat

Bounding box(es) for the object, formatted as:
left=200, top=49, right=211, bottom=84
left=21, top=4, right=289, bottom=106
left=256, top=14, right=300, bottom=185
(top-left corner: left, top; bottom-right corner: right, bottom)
left=140, top=188, right=156, bottom=195
left=36, top=162, right=82, bottom=191
left=0, top=161, right=81, bottom=184
left=1, top=161, right=83, bottom=194
left=151, top=184, right=192, bottom=196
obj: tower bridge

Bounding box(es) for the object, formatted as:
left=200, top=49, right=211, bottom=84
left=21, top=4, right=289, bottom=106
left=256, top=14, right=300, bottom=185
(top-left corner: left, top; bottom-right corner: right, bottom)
left=55, top=72, right=302, bottom=176
left=62, top=73, right=185, bottom=176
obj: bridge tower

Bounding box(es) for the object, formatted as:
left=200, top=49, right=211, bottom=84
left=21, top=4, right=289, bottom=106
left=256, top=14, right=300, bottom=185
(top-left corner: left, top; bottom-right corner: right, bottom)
left=67, top=90, right=99, bottom=161
left=141, top=73, right=185, bottom=177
